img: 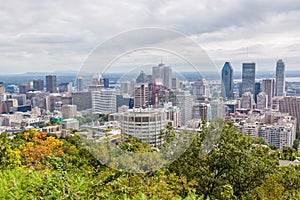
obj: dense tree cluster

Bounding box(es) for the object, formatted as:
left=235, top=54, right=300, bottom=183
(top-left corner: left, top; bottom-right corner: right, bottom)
left=1, top=122, right=300, bottom=199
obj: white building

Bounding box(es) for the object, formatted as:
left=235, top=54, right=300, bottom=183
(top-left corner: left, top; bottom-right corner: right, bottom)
left=92, top=89, right=116, bottom=114
left=176, top=90, right=192, bottom=126
left=117, top=108, right=167, bottom=147
left=257, top=92, right=268, bottom=110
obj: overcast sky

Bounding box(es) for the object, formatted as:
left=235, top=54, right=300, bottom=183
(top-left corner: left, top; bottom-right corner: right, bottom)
left=0, top=0, right=300, bottom=74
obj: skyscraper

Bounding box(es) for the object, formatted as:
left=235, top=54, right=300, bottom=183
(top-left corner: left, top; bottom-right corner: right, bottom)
left=134, top=83, right=149, bottom=108
left=262, top=78, right=275, bottom=107
left=152, top=63, right=172, bottom=89
left=279, top=97, right=300, bottom=130
left=76, top=77, right=83, bottom=92
left=92, top=89, right=117, bottom=114
left=221, top=62, right=234, bottom=99
left=242, top=63, right=256, bottom=94
left=176, top=90, right=192, bottom=125
left=254, top=82, right=261, bottom=103
left=276, top=59, right=286, bottom=96
left=33, top=80, right=44, bottom=91
left=46, top=75, right=57, bottom=93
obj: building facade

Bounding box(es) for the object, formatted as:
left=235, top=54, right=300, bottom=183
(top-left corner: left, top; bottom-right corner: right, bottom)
left=276, top=59, right=286, bottom=96
left=221, top=62, right=234, bottom=98
left=242, top=63, right=256, bottom=94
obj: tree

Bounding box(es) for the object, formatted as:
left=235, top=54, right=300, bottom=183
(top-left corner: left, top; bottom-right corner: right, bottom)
left=20, top=129, right=64, bottom=170
left=168, top=121, right=279, bottom=199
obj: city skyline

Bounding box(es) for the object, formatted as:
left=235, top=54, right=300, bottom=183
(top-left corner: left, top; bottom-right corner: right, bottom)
left=0, top=1, right=299, bottom=73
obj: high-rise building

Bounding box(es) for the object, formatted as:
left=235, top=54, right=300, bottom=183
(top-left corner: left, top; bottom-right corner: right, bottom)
left=176, top=90, right=192, bottom=125
left=241, top=92, right=255, bottom=109
left=242, top=63, right=256, bottom=94
left=46, top=75, right=57, bottom=93
left=256, top=92, right=268, bottom=110
left=262, top=78, right=275, bottom=107
left=276, top=59, right=286, bottom=96
left=0, top=82, right=5, bottom=94
left=254, top=82, right=261, bottom=103
left=33, top=80, right=44, bottom=91
left=134, top=83, right=149, bottom=108
left=279, top=97, right=300, bottom=130
left=151, top=79, right=164, bottom=107
left=152, top=63, right=172, bottom=89
left=72, top=91, right=92, bottom=111
left=221, top=62, right=234, bottom=98
left=172, top=77, right=180, bottom=89
left=92, top=89, right=117, bottom=114
left=193, top=78, right=210, bottom=98
left=19, top=83, right=31, bottom=94
left=76, top=77, right=83, bottom=92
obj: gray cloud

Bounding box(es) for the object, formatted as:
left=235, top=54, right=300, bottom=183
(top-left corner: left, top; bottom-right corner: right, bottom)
left=0, top=0, right=299, bottom=73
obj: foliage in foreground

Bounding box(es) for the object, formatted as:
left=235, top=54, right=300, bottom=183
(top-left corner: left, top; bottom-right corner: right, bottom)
left=1, top=122, right=300, bottom=199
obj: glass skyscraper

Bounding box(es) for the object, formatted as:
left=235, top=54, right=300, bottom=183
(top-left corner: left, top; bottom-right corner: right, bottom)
left=276, top=59, right=286, bottom=96
left=221, top=62, right=234, bottom=98
left=242, top=63, right=256, bottom=94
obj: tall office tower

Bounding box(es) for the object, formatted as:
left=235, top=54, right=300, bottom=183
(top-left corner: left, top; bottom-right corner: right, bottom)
left=254, top=82, right=261, bottom=103
left=261, top=78, right=275, bottom=107
left=193, top=78, right=210, bottom=98
left=241, top=92, right=255, bottom=109
left=279, top=97, right=300, bottom=131
left=46, top=75, right=57, bottom=93
left=256, top=92, right=268, bottom=110
left=276, top=59, right=286, bottom=96
left=33, top=80, right=44, bottom=91
left=172, top=77, right=180, bottom=89
left=0, top=82, right=5, bottom=94
left=76, top=77, right=83, bottom=92
left=221, top=62, right=234, bottom=98
left=92, top=89, right=117, bottom=114
left=134, top=83, right=149, bottom=108
left=176, top=90, right=193, bottom=125
left=242, top=63, right=256, bottom=94
left=152, top=63, right=172, bottom=89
